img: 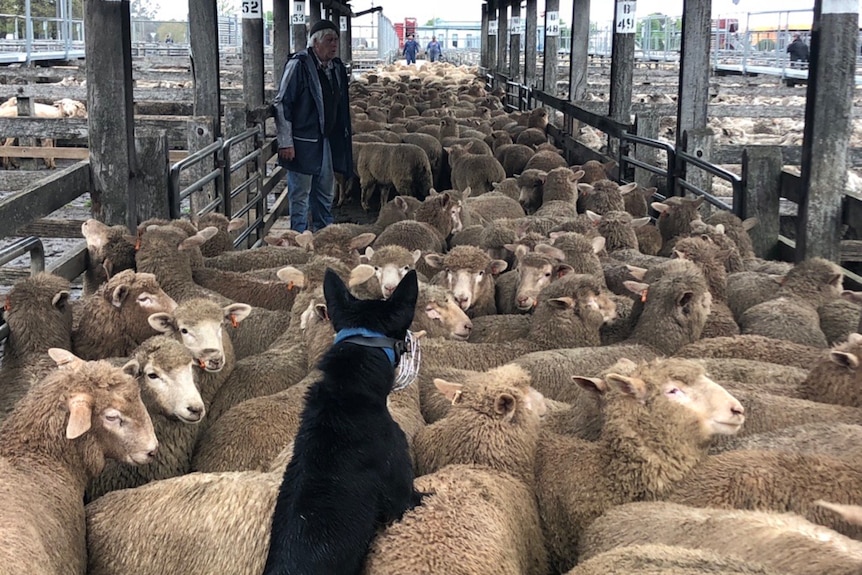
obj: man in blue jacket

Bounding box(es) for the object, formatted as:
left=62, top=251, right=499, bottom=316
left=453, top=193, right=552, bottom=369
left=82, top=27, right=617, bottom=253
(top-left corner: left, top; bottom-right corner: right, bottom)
left=272, top=19, right=353, bottom=233
left=403, top=34, right=419, bottom=65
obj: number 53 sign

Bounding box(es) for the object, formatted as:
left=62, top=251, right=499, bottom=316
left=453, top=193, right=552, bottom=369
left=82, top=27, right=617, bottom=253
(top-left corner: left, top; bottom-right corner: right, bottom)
left=615, top=1, right=636, bottom=34
left=242, top=0, right=262, bottom=19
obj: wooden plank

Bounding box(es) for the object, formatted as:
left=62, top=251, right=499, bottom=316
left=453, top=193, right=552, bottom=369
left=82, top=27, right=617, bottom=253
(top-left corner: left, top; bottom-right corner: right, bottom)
left=0, top=116, right=216, bottom=145
left=609, top=0, right=635, bottom=132
left=497, top=0, right=509, bottom=74
left=843, top=240, right=862, bottom=262
left=47, top=242, right=88, bottom=282
left=0, top=171, right=56, bottom=191
left=16, top=218, right=87, bottom=238
left=488, top=0, right=498, bottom=73
left=16, top=96, right=37, bottom=170
left=780, top=168, right=804, bottom=204
left=796, top=0, right=858, bottom=262
left=533, top=89, right=630, bottom=136
left=189, top=0, right=223, bottom=137
left=0, top=161, right=90, bottom=237
left=676, top=0, right=712, bottom=151
left=509, top=0, right=521, bottom=79
left=243, top=13, right=265, bottom=109
left=741, top=146, right=783, bottom=259
left=524, top=0, right=537, bottom=87
left=0, top=146, right=188, bottom=161
left=481, top=3, right=489, bottom=69
left=542, top=0, right=559, bottom=94
left=132, top=131, right=171, bottom=223
left=568, top=0, right=590, bottom=102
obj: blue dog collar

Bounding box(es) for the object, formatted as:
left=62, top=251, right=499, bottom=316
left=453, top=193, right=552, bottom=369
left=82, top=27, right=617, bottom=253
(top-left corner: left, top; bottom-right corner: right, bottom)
left=333, top=327, right=403, bottom=366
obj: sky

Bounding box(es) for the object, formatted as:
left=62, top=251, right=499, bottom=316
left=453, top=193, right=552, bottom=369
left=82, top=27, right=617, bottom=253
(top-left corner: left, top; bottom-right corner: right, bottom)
left=156, top=0, right=824, bottom=27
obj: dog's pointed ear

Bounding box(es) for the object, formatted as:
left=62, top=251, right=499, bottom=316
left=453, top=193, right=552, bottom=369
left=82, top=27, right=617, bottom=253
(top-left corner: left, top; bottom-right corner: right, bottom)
left=388, top=269, right=419, bottom=311
left=323, top=268, right=354, bottom=315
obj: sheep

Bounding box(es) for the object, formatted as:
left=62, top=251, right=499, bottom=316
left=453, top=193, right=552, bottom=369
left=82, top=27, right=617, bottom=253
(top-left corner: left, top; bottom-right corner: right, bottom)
left=549, top=232, right=606, bottom=281
left=796, top=333, right=862, bottom=407
left=80, top=219, right=137, bottom=295
left=86, top=335, right=204, bottom=499
left=490, top=176, right=521, bottom=200
left=588, top=209, right=652, bottom=253
left=402, top=132, right=444, bottom=189
left=516, top=168, right=547, bottom=214
left=818, top=298, right=861, bottom=346
left=0, top=272, right=72, bottom=419
left=580, top=501, right=862, bottom=575
left=652, top=195, right=705, bottom=251
left=420, top=273, right=611, bottom=374
left=726, top=271, right=783, bottom=322
left=426, top=245, right=508, bottom=317
left=191, top=266, right=301, bottom=311
left=543, top=166, right=584, bottom=204
left=349, top=245, right=422, bottom=299
left=515, top=127, right=548, bottom=147
left=495, top=143, right=535, bottom=177
left=535, top=357, right=746, bottom=572
left=675, top=335, right=824, bottom=370
left=0, top=349, right=157, bottom=575
left=691, top=219, right=747, bottom=273
left=71, top=270, right=177, bottom=360
left=710, top=422, right=862, bottom=458
left=522, top=149, right=568, bottom=173
left=372, top=192, right=460, bottom=254
left=843, top=290, right=862, bottom=332
left=356, top=142, right=433, bottom=210
left=466, top=190, right=526, bottom=223
left=0, top=97, right=86, bottom=169
left=447, top=141, right=507, bottom=194
left=192, top=212, right=245, bottom=257
left=577, top=180, right=634, bottom=215
left=621, top=184, right=657, bottom=218
left=706, top=211, right=757, bottom=259
left=504, top=245, right=576, bottom=313
left=564, top=544, right=774, bottom=575
left=739, top=297, right=829, bottom=347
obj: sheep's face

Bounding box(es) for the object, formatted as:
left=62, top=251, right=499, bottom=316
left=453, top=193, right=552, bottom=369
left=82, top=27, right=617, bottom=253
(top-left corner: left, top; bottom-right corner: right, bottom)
left=665, top=372, right=745, bottom=437
left=81, top=218, right=111, bottom=253
left=446, top=267, right=484, bottom=311
left=376, top=262, right=414, bottom=299
left=421, top=290, right=473, bottom=340
left=516, top=258, right=573, bottom=311
left=126, top=341, right=203, bottom=424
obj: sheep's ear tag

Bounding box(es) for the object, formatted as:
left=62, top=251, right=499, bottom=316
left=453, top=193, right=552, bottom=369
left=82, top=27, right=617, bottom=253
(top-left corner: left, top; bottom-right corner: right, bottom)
left=640, top=289, right=648, bottom=303
left=197, top=358, right=207, bottom=369
left=230, top=314, right=239, bottom=328
left=286, top=281, right=295, bottom=291
left=3, top=295, right=10, bottom=312
left=451, top=389, right=463, bottom=406
left=134, top=231, right=142, bottom=251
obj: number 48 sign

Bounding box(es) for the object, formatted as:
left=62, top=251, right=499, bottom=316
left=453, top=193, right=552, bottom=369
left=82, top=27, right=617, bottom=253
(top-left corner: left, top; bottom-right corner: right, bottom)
left=615, top=1, right=636, bottom=34
left=242, top=0, right=262, bottom=19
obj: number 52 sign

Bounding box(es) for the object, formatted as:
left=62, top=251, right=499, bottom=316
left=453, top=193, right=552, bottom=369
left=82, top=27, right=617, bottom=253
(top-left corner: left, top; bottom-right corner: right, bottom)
left=615, top=1, right=636, bottom=34
left=242, top=0, right=262, bottom=19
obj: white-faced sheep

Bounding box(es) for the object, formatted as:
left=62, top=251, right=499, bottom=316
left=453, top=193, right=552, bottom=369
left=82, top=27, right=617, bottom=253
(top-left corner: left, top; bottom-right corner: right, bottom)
left=0, top=349, right=157, bottom=575
left=425, top=245, right=507, bottom=317
left=502, top=245, right=576, bottom=313
left=80, top=219, right=137, bottom=295
left=580, top=501, right=862, bottom=575
left=0, top=272, right=72, bottom=419
left=535, top=357, right=745, bottom=572
left=71, top=270, right=177, bottom=360
left=652, top=195, right=705, bottom=254
left=349, top=245, right=423, bottom=299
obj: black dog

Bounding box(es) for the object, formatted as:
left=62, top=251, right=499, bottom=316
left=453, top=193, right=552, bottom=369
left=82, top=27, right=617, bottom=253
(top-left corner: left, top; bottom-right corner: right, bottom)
left=263, top=268, right=423, bottom=575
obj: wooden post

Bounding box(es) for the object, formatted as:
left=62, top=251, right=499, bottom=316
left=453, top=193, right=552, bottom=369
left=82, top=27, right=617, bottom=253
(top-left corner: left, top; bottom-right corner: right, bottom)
left=340, top=10, right=352, bottom=68
left=509, top=0, right=521, bottom=79
left=676, top=0, right=711, bottom=151
left=609, top=0, right=636, bottom=152
left=497, top=0, right=508, bottom=76
left=189, top=0, right=222, bottom=137
left=488, top=0, right=498, bottom=74
left=741, top=146, right=782, bottom=260
left=131, top=130, right=170, bottom=223
left=85, top=0, right=136, bottom=229
left=225, top=104, right=250, bottom=219
left=242, top=0, right=265, bottom=109
left=634, top=110, right=660, bottom=189
left=274, top=0, right=292, bottom=77
left=568, top=0, right=590, bottom=102
left=481, top=3, right=489, bottom=69
left=16, top=96, right=36, bottom=170
left=542, top=0, right=560, bottom=94
left=524, top=0, right=537, bottom=87
left=309, top=1, right=321, bottom=28
left=680, top=128, right=714, bottom=203
left=187, top=117, right=216, bottom=217
left=796, top=0, right=858, bottom=263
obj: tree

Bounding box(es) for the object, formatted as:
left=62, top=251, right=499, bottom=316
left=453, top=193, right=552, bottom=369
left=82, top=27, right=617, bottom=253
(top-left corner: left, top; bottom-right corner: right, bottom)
left=424, top=17, right=442, bottom=26
left=130, top=0, right=160, bottom=20
left=216, top=0, right=237, bottom=16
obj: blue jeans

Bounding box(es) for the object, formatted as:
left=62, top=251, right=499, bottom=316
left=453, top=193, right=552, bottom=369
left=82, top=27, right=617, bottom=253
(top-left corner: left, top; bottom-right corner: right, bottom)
left=286, top=138, right=334, bottom=233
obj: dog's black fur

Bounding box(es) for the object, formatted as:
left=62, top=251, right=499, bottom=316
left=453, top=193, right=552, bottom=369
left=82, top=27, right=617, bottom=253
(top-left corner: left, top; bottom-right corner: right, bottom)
left=263, top=268, right=423, bottom=575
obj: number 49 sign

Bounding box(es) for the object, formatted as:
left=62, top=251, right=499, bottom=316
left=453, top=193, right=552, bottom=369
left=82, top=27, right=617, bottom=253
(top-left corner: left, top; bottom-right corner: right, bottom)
left=615, top=1, right=636, bottom=34
left=242, top=0, right=262, bottom=19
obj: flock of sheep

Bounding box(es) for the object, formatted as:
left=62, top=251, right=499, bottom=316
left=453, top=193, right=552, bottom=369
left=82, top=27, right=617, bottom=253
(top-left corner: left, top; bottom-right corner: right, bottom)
left=2, top=60, right=862, bottom=574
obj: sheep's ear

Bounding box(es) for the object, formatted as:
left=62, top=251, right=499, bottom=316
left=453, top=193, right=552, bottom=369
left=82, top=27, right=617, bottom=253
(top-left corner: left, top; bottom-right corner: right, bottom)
left=586, top=210, right=602, bottom=224
left=571, top=375, right=608, bottom=395
left=48, top=348, right=84, bottom=369
left=461, top=186, right=472, bottom=199
left=349, top=233, right=377, bottom=252
left=227, top=217, right=245, bottom=232
left=676, top=291, right=695, bottom=309
left=673, top=249, right=688, bottom=261
left=111, top=284, right=130, bottom=308
left=263, top=236, right=283, bottom=246
left=547, top=296, right=575, bottom=310
left=570, top=169, right=585, bottom=181
left=362, top=246, right=375, bottom=261
left=503, top=243, right=518, bottom=254
left=488, top=259, right=508, bottom=276
left=830, top=350, right=859, bottom=369
left=428, top=188, right=439, bottom=197
left=276, top=266, right=306, bottom=289
left=494, top=392, right=517, bottom=420
left=148, top=312, right=175, bottom=333
left=631, top=217, right=651, bottom=228
left=847, top=333, right=862, bottom=345
left=625, top=265, right=647, bottom=281
left=829, top=273, right=844, bottom=288
left=591, top=236, right=606, bottom=254
left=121, top=358, right=142, bottom=377
left=651, top=202, right=670, bottom=214
left=605, top=373, right=647, bottom=401
left=349, top=264, right=377, bottom=287
left=313, top=303, right=329, bottom=321
left=411, top=249, right=422, bottom=265
left=602, top=159, right=618, bottom=173
left=65, top=393, right=93, bottom=440
left=578, top=183, right=593, bottom=195
left=742, top=217, right=759, bottom=231
left=179, top=227, right=216, bottom=250
left=52, top=290, right=70, bottom=309
left=624, top=280, right=650, bottom=298
left=841, top=291, right=862, bottom=305
left=535, top=244, right=566, bottom=261
left=433, top=378, right=464, bottom=404
left=294, top=231, right=315, bottom=250
left=555, top=264, right=575, bottom=279
left=394, top=196, right=410, bottom=213
left=424, top=303, right=443, bottom=320
left=424, top=253, right=445, bottom=269
left=514, top=244, right=530, bottom=260
left=619, top=182, right=638, bottom=195
left=815, top=501, right=862, bottom=526
left=224, top=303, right=252, bottom=325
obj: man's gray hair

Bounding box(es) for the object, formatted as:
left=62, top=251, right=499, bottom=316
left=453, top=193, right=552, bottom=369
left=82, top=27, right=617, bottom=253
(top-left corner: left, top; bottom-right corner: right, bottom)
left=308, top=28, right=338, bottom=47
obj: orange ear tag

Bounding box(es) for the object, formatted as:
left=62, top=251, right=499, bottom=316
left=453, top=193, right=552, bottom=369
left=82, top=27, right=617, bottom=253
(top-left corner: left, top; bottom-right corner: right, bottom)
left=134, top=237, right=141, bottom=251
left=287, top=281, right=295, bottom=291
left=198, top=358, right=207, bottom=369
left=230, top=314, right=239, bottom=328
left=640, top=289, right=648, bottom=303
left=3, top=295, right=10, bottom=312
